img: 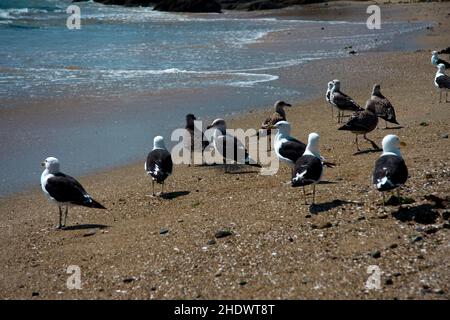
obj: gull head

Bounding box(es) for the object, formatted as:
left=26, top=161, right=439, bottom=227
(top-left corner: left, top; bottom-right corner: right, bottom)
left=306, top=132, right=320, bottom=155
left=382, top=134, right=401, bottom=156
left=42, top=157, right=60, bottom=173
left=272, top=120, right=291, bottom=135
left=332, top=79, right=340, bottom=91
left=327, top=81, right=334, bottom=90
left=372, top=83, right=381, bottom=95
left=206, top=118, right=226, bottom=132
left=186, top=113, right=197, bottom=127
left=153, top=135, right=166, bottom=150
left=274, top=100, right=292, bottom=109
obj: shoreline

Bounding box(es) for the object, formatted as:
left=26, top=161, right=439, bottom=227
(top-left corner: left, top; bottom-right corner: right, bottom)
left=0, top=1, right=449, bottom=299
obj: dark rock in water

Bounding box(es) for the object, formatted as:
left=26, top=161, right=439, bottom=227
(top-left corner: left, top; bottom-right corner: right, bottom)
left=371, top=250, right=381, bottom=259
left=32, top=292, right=39, bottom=297
left=442, top=133, right=449, bottom=139
left=385, top=277, right=393, bottom=285
left=349, top=50, right=357, bottom=55
left=207, top=239, right=216, bottom=245
left=83, top=0, right=160, bottom=7
left=154, top=0, right=222, bottom=13
left=239, top=280, right=247, bottom=286
left=215, top=229, right=233, bottom=238
left=389, top=243, right=398, bottom=249
left=246, top=1, right=285, bottom=11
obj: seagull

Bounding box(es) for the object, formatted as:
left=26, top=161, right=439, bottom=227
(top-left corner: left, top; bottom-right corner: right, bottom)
left=260, top=100, right=292, bottom=151
left=145, top=136, right=173, bottom=196
left=330, top=79, right=363, bottom=123
left=206, top=118, right=260, bottom=173
left=326, top=81, right=335, bottom=120
left=431, top=51, right=450, bottom=69
left=365, top=84, right=399, bottom=129
left=372, top=134, right=408, bottom=208
left=435, top=63, right=450, bottom=103
left=272, top=121, right=306, bottom=165
left=40, top=157, right=106, bottom=229
left=185, top=113, right=209, bottom=165
left=338, top=108, right=379, bottom=152
left=291, top=133, right=324, bottom=205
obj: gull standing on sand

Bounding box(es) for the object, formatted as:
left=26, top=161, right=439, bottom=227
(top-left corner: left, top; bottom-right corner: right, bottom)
left=291, top=133, right=324, bottom=205
left=146, top=136, right=173, bottom=196
left=326, top=81, right=335, bottom=120
left=40, top=157, right=106, bottom=229
left=271, top=121, right=306, bottom=165
left=330, top=79, right=363, bottom=123
left=431, top=51, right=450, bottom=69
left=260, top=100, right=292, bottom=151
left=184, top=113, right=209, bottom=165
left=372, top=134, right=408, bottom=208
left=206, top=118, right=260, bottom=173
left=365, top=84, right=399, bottom=129
left=338, top=108, right=379, bottom=152
left=435, top=63, right=450, bottom=103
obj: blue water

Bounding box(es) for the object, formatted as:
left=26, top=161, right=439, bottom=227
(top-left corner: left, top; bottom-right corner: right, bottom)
left=0, top=0, right=427, bottom=196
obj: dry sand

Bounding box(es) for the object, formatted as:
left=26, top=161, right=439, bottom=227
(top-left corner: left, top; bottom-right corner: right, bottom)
left=0, top=1, right=449, bottom=299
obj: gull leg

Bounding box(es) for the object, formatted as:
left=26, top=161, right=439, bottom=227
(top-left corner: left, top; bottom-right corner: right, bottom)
left=439, top=90, right=442, bottom=103
left=268, top=133, right=271, bottom=152
left=397, top=188, right=401, bottom=208
left=382, top=192, right=385, bottom=211
left=62, top=205, right=68, bottom=228
left=57, top=205, right=63, bottom=229
left=152, top=180, right=155, bottom=196
left=303, top=186, right=307, bottom=205
left=331, top=106, right=334, bottom=120
left=161, top=182, right=164, bottom=196
left=363, top=134, right=380, bottom=150
left=355, top=135, right=360, bottom=151
left=312, top=184, right=316, bottom=205
left=385, top=120, right=388, bottom=129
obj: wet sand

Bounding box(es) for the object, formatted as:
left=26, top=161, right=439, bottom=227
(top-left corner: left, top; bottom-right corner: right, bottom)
left=0, top=1, right=449, bottom=299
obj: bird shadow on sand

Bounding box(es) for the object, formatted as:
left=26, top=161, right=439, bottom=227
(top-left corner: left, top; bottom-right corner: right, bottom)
left=62, top=224, right=109, bottom=231
left=160, top=191, right=190, bottom=200
left=353, top=148, right=382, bottom=156
left=391, top=204, right=440, bottom=224
left=308, top=199, right=358, bottom=214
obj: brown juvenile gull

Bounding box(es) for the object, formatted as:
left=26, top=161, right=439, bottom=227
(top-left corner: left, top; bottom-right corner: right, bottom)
left=330, top=79, right=363, bottom=123
left=40, top=157, right=106, bottom=229
left=338, top=108, right=379, bottom=152
left=184, top=113, right=209, bottom=165
left=260, top=100, right=292, bottom=151
left=365, top=84, right=399, bottom=129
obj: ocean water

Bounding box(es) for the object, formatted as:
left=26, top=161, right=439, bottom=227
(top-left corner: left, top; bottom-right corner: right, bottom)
left=0, top=0, right=426, bottom=196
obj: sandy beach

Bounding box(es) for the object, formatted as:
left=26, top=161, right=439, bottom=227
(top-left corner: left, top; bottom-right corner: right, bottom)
left=0, top=1, right=449, bottom=299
